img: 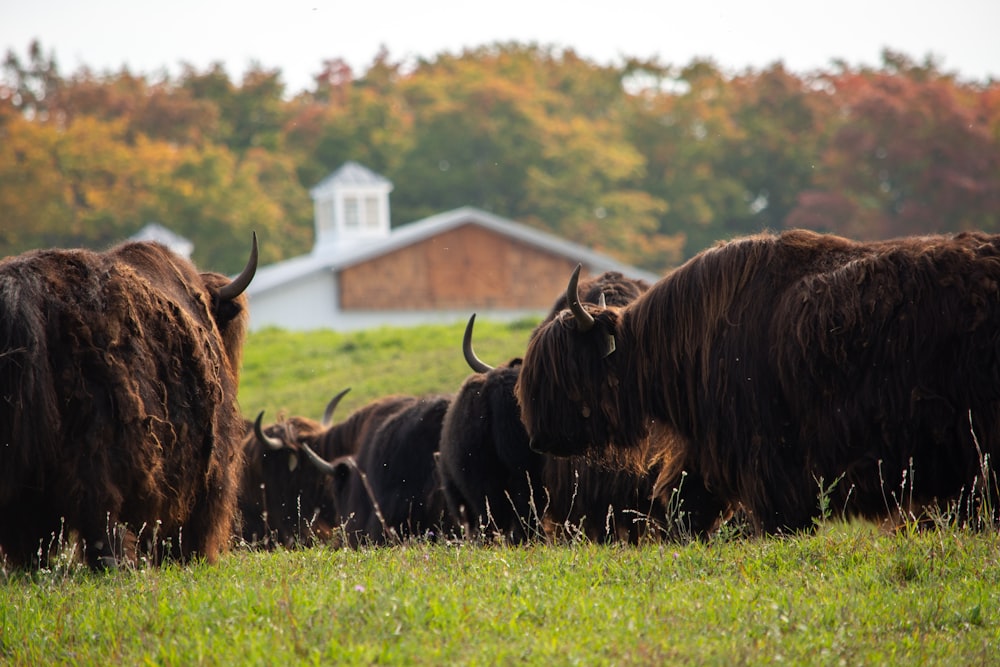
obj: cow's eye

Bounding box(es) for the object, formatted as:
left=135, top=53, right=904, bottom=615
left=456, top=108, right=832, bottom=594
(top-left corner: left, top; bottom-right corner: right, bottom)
left=581, top=405, right=591, bottom=418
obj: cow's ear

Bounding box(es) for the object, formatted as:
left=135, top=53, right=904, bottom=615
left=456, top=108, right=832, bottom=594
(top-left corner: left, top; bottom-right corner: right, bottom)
left=604, top=333, right=617, bottom=358
left=213, top=298, right=245, bottom=328
left=330, top=455, right=356, bottom=485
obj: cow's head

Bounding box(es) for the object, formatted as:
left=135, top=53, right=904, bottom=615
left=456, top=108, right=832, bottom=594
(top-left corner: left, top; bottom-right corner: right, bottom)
left=296, top=439, right=358, bottom=533
left=516, top=264, right=639, bottom=458
left=252, top=411, right=309, bottom=473
left=250, top=389, right=351, bottom=474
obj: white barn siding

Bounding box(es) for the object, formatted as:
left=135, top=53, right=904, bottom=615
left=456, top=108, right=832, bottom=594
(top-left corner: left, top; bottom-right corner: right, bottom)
left=248, top=271, right=339, bottom=331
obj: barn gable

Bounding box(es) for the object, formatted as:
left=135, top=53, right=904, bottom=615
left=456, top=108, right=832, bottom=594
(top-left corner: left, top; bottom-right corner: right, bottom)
left=339, top=222, right=584, bottom=311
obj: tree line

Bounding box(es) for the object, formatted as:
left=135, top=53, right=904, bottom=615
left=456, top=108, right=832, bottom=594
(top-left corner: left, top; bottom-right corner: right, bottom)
left=2, top=40, right=998, bottom=274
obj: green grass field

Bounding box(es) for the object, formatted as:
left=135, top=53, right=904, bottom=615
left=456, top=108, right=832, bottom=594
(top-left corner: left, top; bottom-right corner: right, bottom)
left=3, top=321, right=1000, bottom=665
left=3, top=525, right=998, bottom=664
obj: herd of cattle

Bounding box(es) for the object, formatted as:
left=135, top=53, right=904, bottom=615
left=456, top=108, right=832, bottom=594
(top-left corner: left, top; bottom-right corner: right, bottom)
left=3, top=228, right=1000, bottom=569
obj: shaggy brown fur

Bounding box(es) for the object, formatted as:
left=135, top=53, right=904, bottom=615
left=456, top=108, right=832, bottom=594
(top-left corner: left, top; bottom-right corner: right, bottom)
left=517, top=229, right=1000, bottom=534
left=0, top=239, right=254, bottom=568
left=238, top=394, right=416, bottom=548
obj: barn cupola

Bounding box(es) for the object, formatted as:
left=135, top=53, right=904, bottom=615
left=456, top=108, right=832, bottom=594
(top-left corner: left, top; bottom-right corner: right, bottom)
left=310, top=161, right=393, bottom=254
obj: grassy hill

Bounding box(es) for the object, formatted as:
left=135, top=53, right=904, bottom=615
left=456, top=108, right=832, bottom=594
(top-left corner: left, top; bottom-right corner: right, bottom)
left=237, top=317, right=538, bottom=421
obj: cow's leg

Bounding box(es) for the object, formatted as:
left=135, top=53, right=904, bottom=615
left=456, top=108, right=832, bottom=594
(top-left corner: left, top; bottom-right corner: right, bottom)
left=180, top=468, right=239, bottom=565
left=654, top=470, right=732, bottom=540
left=435, top=453, right=473, bottom=538
left=78, top=510, right=123, bottom=570
left=0, top=500, right=61, bottom=569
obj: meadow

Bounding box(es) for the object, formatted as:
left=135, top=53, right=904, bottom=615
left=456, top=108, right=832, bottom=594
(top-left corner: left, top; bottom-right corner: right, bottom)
left=2, top=320, right=999, bottom=665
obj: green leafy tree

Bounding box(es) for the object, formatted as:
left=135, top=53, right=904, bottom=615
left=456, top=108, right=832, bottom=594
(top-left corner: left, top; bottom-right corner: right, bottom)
left=147, top=142, right=297, bottom=272
left=722, top=63, right=836, bottom=236
left=179, top=63, right=289, bottom=153
left=390, top=44, right=671, bottom=270
left=390, top=45, right=554, bottom=222
left=625, top=58, right=750, bottom=257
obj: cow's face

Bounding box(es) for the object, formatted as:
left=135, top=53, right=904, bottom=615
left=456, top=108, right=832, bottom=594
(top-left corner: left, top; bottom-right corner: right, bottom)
left=516, top=307, right=623, bottom=457
left=243, top=414, right=336, bottom=513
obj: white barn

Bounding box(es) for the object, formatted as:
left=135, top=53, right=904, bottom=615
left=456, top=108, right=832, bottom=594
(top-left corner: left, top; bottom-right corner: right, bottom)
left=245, top=162, right=659, bottom=332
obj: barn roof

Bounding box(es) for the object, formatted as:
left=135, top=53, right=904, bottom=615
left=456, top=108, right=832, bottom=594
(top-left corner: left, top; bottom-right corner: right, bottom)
left=309, top=161, right=393, bottom=195
left=246, top=206, right=661, bottom=296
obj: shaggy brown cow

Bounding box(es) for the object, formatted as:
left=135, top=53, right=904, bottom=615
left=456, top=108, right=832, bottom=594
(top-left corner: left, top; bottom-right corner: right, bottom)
left=438, top=271, right=684, bottom=543
left=299, top=395, right=454, bottom=547
left=517, top=230, right=1000, bottom=535
left=443, top=315, right=688, bottom=543
left=0, top=235, right=257, bottom=569
left=238, top=390, right=414, bottom=548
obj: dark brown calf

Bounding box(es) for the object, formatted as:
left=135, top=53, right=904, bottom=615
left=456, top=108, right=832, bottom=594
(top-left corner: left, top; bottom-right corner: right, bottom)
left=301, top=395, right=454, bottom=547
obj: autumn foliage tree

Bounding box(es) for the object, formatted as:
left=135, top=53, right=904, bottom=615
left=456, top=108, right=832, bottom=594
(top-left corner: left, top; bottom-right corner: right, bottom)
left=788, top=52, right=1000, bottom=238
left=2, top=41, right=998, bottom=276
left=284, top=51, right=413, bottom=192
left=0, top=44, right=307, bottom=271
left=386, top=45, right=683, bottom=268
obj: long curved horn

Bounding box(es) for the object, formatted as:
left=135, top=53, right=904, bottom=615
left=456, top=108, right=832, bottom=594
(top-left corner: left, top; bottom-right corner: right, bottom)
left=216, top=231, right=259, bottom=301
left=463, top=314, right=493, bottom=373
left=322, top=387, right=352, bottom=427
left=567, top=264, right=595, bottom=332
left=254, top=410, right=285, bottom=451
left=299, top=439, right=343, bottom=476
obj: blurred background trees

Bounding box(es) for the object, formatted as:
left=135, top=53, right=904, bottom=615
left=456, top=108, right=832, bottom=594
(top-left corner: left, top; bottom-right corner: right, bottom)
left=2, top=40, right=997, bottom=275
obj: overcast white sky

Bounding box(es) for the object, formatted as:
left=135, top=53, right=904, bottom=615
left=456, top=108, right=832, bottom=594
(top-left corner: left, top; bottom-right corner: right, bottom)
left=2, top=0, right=998, bottom=94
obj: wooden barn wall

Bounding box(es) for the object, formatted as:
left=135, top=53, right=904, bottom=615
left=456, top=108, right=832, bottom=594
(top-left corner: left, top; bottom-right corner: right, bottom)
left=338, top=224, right=582, bottom=310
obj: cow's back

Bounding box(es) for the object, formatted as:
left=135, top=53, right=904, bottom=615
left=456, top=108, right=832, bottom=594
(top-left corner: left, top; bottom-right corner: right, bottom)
left=0, top=242, right=248, bottom=567
left=346, top=395, right=453, bottom=544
